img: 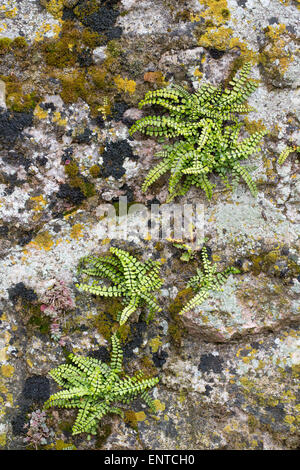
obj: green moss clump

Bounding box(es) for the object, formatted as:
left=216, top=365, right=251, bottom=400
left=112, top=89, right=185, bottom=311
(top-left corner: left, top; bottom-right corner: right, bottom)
left=95, top=424, right=112, bottom=449
left=168, top=288, right=192, bottom=347
left=12, top=37, right=28, bottom=49
left=64, top=161, right=79, bottom=178
left=140, top=355, right=158, bottom=378
left=89, top=164, right=101, bottom=178
left=0, top=74, right=40, bottom=112
left=73, top=0, right=99, bottom=21
left=0, top=38, right=12, bottom=55
left=26, top=304, right=51, bottom=335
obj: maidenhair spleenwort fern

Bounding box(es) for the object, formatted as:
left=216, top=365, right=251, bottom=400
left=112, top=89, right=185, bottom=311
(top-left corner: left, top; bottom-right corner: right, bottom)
left=44, top=333, right=159, bottom=436
left=129, top=63, right=267, bottom=201
left=278, top=145, right=300, bottom=165
left=179, top=246, right=240, bottom=315
left=76, top=247, right=163, bottom=325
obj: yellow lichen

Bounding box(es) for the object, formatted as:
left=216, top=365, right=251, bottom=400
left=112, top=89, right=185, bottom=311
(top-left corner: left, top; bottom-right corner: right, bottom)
left=44, top=0, right=64, bottom=19
left=198, top=0, right=230, bottom=26
left=70, top=223, right=84, bottom=240
left=1, top=364, right=14, bottom=378
left=149, top=336, right=162, bottom=353
left=34, top=105, right=48, bottom=120
left=114, top=76, right=136, bottom=95
left=30, top=231, right=54, bottom=251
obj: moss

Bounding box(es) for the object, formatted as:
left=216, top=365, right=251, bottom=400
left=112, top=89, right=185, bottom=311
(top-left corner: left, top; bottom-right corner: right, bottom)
left=26, top=304, right=51, bottom=335
left=0, top=38, right=12, bottom=55
left=59, top=70, right=89, bottom=103
left=73, top=0, right=99, bottom=21
left=124, top=410, right=138, bottom=431
left=106, top=39, right=122, bottom=58
left=81, top=28, right=104, bottom=49
left=140, top=355, right=158, bottom=378
left=95, top=423, right=112, bottom=449
left=12, top=37, right=28, bottom=49
left=89, top=66, right=108, bottom=88
left=168, top=288, right=192, bottom=347
left=89, top=164, right=101, bottom=178
left=0, top=74, right=39, bottom=112
left=64, top=161, right=79, bottom=178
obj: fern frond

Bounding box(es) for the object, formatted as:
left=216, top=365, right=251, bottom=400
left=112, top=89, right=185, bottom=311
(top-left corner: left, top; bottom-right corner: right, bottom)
left=179, top=246, right=240, bottom=315
left=130, top=64, right=267, bottom=200
left=77, top=247, right=163, bottom=325
left=44, top=334, right=159, bottom=436
left=278, top=145, right=299, bottom=165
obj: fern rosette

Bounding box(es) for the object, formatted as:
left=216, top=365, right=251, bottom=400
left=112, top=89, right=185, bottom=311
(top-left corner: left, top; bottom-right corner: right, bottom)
left=76, top=247, right=163, bottom=325
left=44, top=333, right=159, bottom=436
left=130, top=63, right=268, bottom=200
left=179, top=246, right=240, bottom=315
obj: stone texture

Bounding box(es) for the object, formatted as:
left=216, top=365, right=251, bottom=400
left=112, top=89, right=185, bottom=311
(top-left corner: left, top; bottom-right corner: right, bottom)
left=0, top=0, right=299, bottom=451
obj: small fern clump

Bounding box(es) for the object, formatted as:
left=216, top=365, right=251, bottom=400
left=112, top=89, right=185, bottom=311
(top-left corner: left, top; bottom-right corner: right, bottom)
left=76, top=247, right=163, bottom=325
left=179, top=246, right=240, bottom=315
left=129, top=63, right=267, bottom=201
left=44, top=333, right=159, bottom=436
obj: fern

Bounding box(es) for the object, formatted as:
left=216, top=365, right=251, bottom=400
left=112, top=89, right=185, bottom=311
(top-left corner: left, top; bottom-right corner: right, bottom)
left=130, top=63, right=267, bottom=200
left=278, top=145, right=300, bottom=165
left=76, top=247, right=163, bottom=325
left=179, top=246, right=240, bottom=315
left=44, top=333, right=159, bottom=436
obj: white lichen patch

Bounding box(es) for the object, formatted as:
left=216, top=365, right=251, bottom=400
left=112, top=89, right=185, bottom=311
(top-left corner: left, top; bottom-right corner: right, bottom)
left=0, top=0, right=61, bottom=42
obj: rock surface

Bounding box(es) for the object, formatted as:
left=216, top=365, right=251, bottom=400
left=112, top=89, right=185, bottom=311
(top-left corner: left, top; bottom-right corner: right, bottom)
left=0, top=0, right=299, bottom=450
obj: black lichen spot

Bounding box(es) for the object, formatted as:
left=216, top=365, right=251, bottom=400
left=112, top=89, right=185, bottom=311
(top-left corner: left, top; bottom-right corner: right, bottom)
left=198, top=353, right=224, bottom=374
left=112, top=183, right=134, bottom=203
left=207, top=48, right=226, bottom=60
left=265, top=404, right=285, bottom=422
left=204, top=384, right=213, bottom=396
left=0, top=225, right=9, bottom=238
left=61, top=147, right=73, bottom=164
left=237, top=0, right=247, bottom=6
left=101, top=139, right=138, bottom=179
left=88, top=346, right=110, bottom=363
left=73, top=127, right=93, bottom=144
left=78, top=5, right=122, bottom=40
left=2, top=152, right=31, bottom=170
left=40, top=102, right=56, bottom=112
left=235, top=259, right=243, bottom=269
left=111, top=101, right=130, bottom=122
left=146, top=197, right=161, bottom=207
left=0, top=110, right=33, bottom=144
left=18, top=230, right=34, bottom=247
left=36, top=156, right=48, bottom=166
left=23, top=375, right=50, bottom=402
left=8, top=282, right=37, bottom=304
left=152, top=349, right=168, bottom=368
left=78, top=49, right=94, bottom=67
left=269, top=17, right=279, bottom=25
left=11, top=405, right=29, bottom=436
left=56, top=183, right=86, bottom=205
left=123, top=321, right=147, bottom=359
left=62, top=6, right=78, bottom=22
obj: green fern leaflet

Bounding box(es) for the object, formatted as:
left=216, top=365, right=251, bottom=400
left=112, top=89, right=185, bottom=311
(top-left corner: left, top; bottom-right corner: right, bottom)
left=44, top=333, right=159, bottom=436
left=179, top=246, right=240, bottom=315
left=76, top=247, right=163, bottom=325
left=278, top=145, right=300, bottom=165
left=129, top=63, right=267, bottom=200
